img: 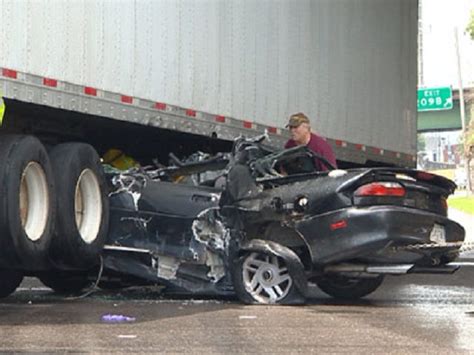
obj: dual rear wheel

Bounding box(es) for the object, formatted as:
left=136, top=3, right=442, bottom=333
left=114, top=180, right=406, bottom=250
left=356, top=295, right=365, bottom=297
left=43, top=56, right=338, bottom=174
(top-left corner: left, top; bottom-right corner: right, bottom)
left=0, top=135, right=109, bottom=297
left=47, top=143, right=109, bottom=270
left=0, top=135, right=55, bottom=271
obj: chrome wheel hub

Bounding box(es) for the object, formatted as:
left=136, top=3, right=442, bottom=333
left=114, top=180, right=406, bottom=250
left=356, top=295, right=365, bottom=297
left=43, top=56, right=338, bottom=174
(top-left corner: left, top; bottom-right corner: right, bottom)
left=242, top=252, right=293, bottom=304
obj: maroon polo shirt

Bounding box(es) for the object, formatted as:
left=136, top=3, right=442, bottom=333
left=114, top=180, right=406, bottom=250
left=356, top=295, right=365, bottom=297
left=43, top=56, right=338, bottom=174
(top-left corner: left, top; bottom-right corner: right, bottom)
left=285, top=133, right=337, bottom=171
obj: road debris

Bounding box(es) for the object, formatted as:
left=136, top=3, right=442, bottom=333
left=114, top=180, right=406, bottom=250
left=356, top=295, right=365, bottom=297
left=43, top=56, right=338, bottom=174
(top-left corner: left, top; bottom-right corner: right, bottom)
left=101, top=314, right=136, bottom=323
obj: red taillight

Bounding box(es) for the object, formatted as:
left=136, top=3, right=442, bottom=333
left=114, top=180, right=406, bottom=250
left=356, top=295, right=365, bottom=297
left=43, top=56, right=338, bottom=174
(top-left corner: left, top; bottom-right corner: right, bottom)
left=354, top=182, right=405, bottom=197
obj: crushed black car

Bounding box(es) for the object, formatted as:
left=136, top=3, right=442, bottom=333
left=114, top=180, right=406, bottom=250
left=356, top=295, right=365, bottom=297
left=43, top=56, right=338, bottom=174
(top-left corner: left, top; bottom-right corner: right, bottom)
left=0, top=134, right=466, bottom=304
left=101, top=133, right=466, bottom=304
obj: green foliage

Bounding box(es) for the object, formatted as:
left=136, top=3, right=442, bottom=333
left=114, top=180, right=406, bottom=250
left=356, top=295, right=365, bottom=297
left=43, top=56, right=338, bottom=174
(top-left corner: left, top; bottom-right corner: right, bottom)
left=464, top=121, right=474, bottom=158
left=467, top=9, right=474, bottom=40
left=417, top=134, right=426, bottom=151
left=448, top=196, right=474, bottom=215
left=467, top=130, right=474, bottom=148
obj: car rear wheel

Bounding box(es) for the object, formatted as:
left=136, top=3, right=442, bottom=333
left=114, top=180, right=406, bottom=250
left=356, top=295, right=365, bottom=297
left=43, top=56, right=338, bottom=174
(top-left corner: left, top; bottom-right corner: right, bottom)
left=48, top=143, right=109, bottom=269
left=316, top=275, right=384, bottom=300
left=233, top=251, right=302, bottom=304
left=0, top=270, right=24, bottom=298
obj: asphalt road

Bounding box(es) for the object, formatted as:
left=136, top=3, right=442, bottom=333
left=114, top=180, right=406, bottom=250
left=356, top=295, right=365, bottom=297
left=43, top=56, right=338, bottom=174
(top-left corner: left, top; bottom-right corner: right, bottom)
left=1, top=267, right=473, bottom=354
left=0, top=207, right=472, bottom=354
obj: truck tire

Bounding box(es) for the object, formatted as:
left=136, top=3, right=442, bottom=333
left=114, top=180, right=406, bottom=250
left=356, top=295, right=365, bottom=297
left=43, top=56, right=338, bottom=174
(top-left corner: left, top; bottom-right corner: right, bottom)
left=0, top=135, right=55, bottom=270
left=38, top=271, right=91, bottom=294
left=48, top=143, right=109, bottom=269
left=0, top=270, right=24, bottom=298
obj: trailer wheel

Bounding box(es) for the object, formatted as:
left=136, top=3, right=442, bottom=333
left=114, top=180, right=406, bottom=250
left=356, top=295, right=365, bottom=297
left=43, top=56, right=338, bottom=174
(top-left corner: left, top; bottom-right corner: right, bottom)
left=49, top=143, right=109, bottom=269
left=0, top=135, right=55, bottom=270
left=0, top=270, right=24, bottom=298
left=38, top=272, right=91, bottom=294
left=316, top=275, right=384, bottom=300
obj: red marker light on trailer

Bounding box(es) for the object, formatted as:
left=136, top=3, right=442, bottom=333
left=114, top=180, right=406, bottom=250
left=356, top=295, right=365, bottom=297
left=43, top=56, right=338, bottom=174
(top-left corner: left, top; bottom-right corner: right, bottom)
left=330, top=220, right=347, bottom=231
left=2, top=68, right=17, bottom=79
left=354, top=182, right=405, bottom=197
left=84, top=87, right=97, bottom=96
left=155, top=102, right=167, bottom=110
left=186, top=109, right=196, bottom=117
left=43, top=78, right=58, bottom=87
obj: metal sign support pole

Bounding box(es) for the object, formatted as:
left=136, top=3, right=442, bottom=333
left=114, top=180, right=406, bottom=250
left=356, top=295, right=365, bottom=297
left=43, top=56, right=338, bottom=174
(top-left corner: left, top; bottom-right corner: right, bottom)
left=454, top=27, right=472, bottom=193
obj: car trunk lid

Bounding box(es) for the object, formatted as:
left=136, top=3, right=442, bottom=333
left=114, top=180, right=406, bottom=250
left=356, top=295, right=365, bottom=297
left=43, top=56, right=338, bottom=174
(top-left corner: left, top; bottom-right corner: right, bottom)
left=340, top=168, right=455, bottom=216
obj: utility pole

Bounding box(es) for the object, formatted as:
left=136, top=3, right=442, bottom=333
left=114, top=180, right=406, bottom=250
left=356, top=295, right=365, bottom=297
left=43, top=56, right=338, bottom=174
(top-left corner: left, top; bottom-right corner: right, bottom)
left=418, top=1, right=424, bottom=87
left=454, top=27, right=472, bottom=193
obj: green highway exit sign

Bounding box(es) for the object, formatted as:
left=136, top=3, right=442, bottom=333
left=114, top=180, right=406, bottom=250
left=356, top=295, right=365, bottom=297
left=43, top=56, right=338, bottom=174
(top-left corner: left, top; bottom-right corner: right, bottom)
left=417, top=87, right=453, bottom=111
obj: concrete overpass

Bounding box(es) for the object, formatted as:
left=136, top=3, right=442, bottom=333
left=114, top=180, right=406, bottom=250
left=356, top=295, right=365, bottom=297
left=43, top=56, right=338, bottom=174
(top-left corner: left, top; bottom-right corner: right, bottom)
left=417, top=87, right=474, bottom=132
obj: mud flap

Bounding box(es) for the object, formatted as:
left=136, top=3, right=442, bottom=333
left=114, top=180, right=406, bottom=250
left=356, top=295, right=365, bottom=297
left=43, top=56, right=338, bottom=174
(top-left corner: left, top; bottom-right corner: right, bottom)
left=238, top=239, right=308, bottom=297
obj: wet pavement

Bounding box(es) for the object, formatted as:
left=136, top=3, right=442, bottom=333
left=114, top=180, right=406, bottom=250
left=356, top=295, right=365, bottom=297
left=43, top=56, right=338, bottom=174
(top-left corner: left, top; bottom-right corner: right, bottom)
left=1, top=268, right=473, bottom=354
left=0, top=207, right=472, bottom=353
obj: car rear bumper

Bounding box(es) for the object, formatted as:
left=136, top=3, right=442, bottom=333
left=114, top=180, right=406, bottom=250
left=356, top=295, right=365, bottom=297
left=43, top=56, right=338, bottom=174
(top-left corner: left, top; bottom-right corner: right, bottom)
left=295, top=206, right=465, bottom=265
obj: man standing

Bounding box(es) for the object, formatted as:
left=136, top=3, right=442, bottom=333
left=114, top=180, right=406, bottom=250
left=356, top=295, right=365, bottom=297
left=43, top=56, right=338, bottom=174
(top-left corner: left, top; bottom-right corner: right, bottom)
left=285, top=112, right=337, bottom=171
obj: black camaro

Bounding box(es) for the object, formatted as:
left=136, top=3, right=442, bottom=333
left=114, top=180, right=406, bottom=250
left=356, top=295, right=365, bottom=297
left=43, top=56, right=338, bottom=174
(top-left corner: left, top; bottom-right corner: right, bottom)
left=100, top=134, right=465, bottom=304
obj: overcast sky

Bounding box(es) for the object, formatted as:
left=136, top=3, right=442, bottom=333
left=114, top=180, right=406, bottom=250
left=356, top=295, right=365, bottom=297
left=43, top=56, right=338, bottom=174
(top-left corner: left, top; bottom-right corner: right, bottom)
left=420, top=0, right=474, bottom=88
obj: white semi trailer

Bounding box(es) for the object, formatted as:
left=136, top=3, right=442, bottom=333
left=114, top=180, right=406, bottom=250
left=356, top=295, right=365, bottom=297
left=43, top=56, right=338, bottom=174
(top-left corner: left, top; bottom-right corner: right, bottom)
left=0, top=0, right=419, bottom=296
left=1, top=0, right=418, bottom=167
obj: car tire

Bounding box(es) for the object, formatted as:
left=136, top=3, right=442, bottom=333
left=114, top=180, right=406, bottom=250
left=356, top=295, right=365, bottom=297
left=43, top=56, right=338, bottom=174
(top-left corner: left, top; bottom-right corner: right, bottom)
left=38, top=272, right=92, bottom=294
left=232, top=251, right=303, bottom=304
left=316, top=275, right=384, bottom=300
left=0, top=135, right=55, bottom=270
left=48, top=143, right=109, bottom=269
left=0, top=270, right=24, bottom=298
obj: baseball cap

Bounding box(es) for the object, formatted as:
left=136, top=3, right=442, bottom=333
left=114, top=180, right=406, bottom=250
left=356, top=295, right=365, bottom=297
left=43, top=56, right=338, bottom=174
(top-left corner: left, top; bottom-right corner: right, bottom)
left=286, top=112, right=310, bottom=128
